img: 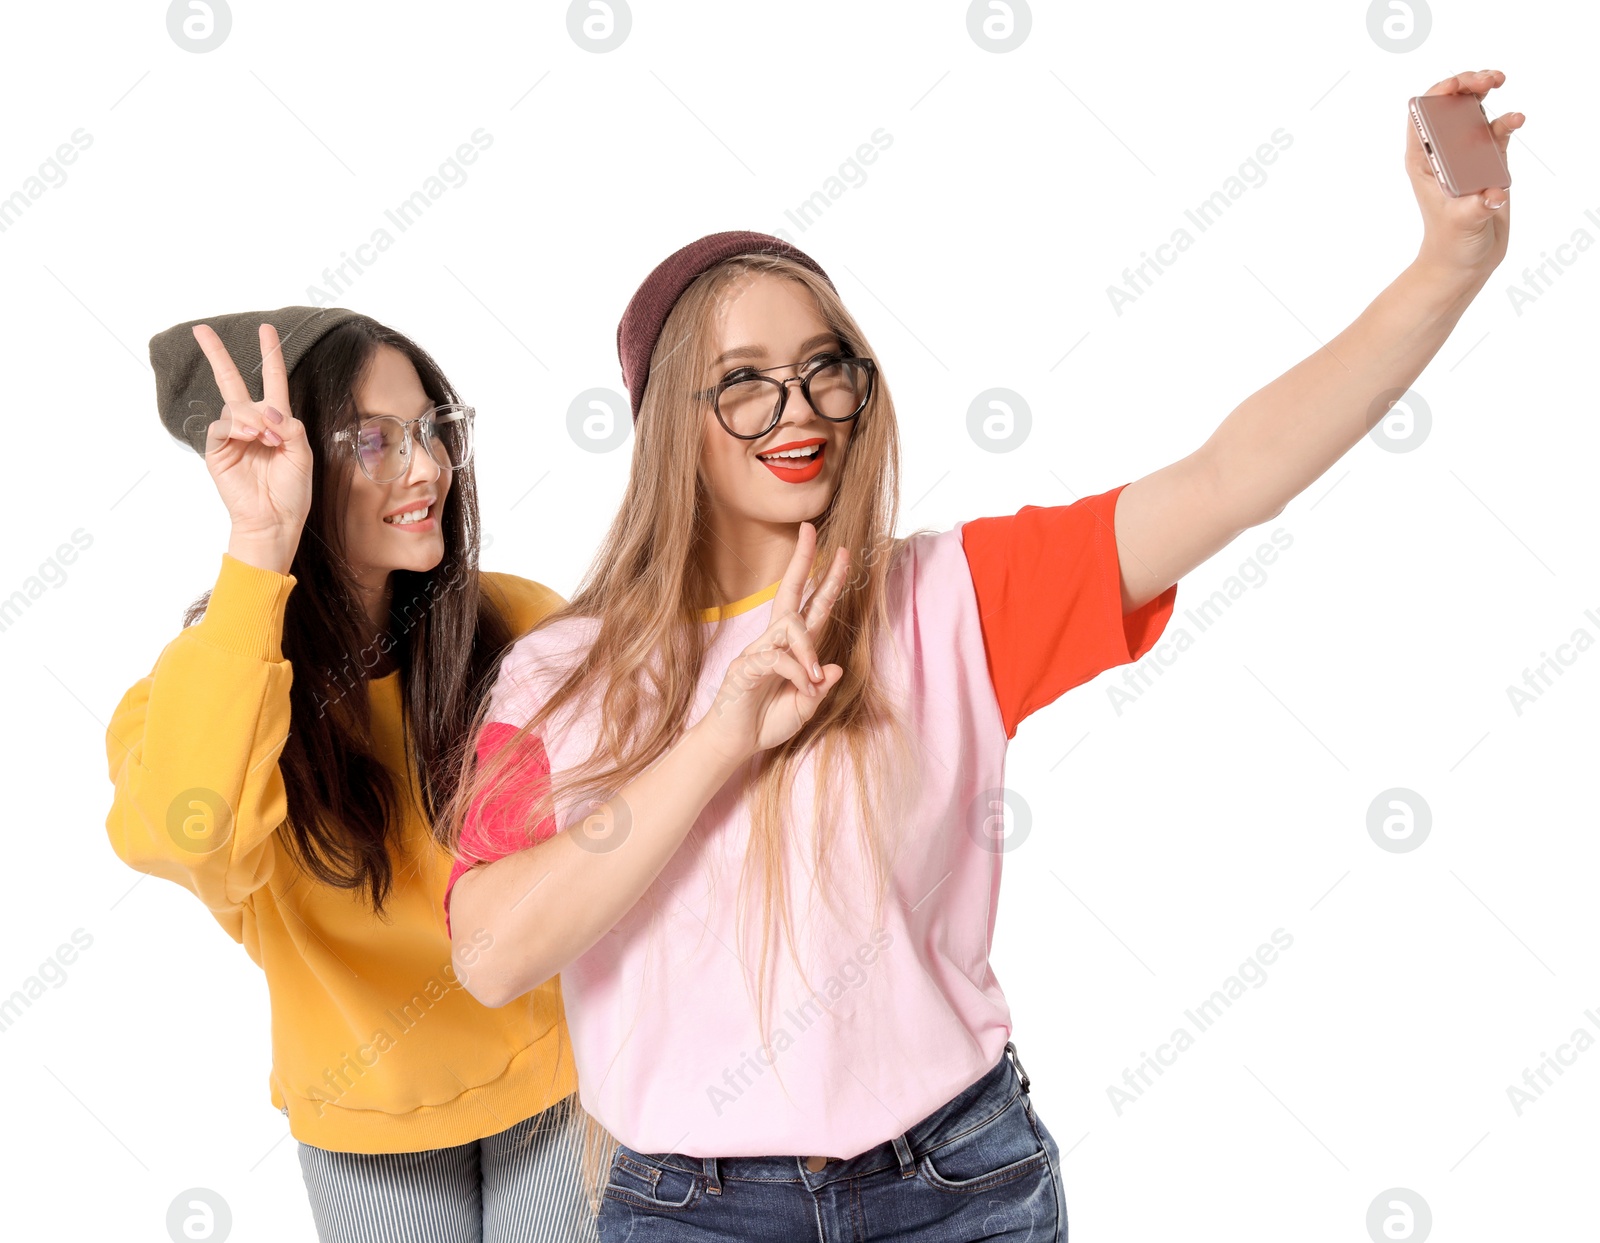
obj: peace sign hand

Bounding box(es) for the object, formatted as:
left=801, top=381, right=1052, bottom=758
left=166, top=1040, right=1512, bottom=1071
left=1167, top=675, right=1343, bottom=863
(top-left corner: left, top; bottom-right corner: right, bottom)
left=193, top=322, right=313, bottom=575
left=697, top=522, right=851, bottom=764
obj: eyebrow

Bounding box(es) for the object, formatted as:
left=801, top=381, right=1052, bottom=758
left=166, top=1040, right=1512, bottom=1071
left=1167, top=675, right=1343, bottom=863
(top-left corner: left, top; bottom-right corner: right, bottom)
left=354, top=399, right=434, bottom=420
left=712, top=332, right=839, bottom=368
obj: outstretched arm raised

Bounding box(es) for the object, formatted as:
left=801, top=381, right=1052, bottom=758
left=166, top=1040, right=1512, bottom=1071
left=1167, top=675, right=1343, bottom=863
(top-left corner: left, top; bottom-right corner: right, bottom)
left=1113, top=69, right=1520, bottom=613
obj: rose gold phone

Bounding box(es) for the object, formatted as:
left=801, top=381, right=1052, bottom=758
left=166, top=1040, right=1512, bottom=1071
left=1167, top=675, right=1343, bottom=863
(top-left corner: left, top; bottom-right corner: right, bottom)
left=1408, top=92, right=1511, bottom=198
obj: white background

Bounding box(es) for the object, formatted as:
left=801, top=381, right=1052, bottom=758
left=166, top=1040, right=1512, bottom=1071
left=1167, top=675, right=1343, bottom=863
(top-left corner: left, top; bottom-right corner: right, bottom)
left=0, top=0, right=1593, bottom=1239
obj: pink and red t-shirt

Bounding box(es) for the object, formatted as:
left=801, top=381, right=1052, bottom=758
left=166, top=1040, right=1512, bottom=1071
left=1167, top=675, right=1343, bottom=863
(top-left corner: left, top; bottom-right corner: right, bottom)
left=445, top=483, right=1177, bottom=1158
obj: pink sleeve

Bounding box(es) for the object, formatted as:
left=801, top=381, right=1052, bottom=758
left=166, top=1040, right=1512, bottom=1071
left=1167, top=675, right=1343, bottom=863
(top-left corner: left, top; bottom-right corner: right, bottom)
left=442, top=720, right=557, bottom=938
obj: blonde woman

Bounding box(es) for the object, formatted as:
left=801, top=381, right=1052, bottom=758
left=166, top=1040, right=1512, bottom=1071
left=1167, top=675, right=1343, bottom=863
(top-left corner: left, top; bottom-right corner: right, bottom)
left=443, top=69, right=1516, bottom=1241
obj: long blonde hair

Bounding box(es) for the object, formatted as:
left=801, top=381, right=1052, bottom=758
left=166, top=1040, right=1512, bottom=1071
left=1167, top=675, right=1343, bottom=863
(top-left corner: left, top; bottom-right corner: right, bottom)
left=440, top=253, right=930, bottom=1208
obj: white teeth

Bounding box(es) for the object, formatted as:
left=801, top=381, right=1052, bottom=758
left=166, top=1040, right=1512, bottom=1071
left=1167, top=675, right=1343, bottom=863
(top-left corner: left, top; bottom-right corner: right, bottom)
left=759, top=445, right=820, bottom=461
left=385, top=505, right=430, bottom=525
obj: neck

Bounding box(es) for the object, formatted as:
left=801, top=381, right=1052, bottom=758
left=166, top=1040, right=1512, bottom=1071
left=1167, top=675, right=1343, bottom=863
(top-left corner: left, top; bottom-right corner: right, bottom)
left=352, top=570, right=395, bottom=675
left=700, top=512, right=795, bottom=605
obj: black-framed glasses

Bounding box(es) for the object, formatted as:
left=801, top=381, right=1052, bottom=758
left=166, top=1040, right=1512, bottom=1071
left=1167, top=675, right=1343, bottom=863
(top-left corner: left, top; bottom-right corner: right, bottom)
left=694, top=352, right=877, bottom=440
left=333, top=405, right=475, bottom=482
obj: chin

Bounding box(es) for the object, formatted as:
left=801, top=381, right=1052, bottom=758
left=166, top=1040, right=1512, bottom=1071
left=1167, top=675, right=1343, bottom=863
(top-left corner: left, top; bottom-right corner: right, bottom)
left=754, top=496, right=833, bottom=527
left=399, top=546, right=447, bottom=573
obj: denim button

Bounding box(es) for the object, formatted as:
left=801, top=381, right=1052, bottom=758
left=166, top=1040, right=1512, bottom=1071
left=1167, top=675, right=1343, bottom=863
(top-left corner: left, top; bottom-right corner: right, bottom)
left=804, top=1155, right=826, bottom=1172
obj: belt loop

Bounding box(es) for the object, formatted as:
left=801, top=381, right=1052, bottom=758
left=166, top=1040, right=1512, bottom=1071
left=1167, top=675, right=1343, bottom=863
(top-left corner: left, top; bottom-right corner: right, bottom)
left=703, top=1156, right=722, bottom=1196
left=891, top=1133, right=916, bottom=1179
left=1005, top=1041, right=1031, bottom=1093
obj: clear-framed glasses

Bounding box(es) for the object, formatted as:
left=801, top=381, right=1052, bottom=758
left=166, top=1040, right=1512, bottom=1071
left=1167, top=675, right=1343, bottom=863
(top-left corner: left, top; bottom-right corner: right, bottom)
left=334, top=404, right=475, bottom=482
left=694, top=352, right=877, bottom=440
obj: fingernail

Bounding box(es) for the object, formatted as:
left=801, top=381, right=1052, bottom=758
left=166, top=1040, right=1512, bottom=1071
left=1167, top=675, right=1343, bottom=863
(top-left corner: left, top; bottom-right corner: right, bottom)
left=264, top=406, right=284, bottom=424
left=812, top=663, right=822, bottom=680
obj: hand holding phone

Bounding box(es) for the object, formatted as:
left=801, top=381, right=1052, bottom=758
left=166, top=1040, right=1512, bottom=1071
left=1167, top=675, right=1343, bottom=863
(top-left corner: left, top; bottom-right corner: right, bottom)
left=1404, top=70, right=1520, bottom=280
left=1409, top=90, right=1512, bottom=198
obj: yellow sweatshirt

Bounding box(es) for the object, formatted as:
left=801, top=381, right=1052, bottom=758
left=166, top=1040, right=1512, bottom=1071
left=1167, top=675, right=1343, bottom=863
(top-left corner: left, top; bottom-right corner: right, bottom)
left=104, top=552, right=578, bottom=1154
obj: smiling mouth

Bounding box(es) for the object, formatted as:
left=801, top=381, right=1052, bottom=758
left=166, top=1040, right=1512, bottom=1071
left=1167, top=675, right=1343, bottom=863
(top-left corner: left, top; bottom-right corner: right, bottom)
left=756, top=444, right=823, bottom=465
left=383, top=503, right=434, bottom=526
left=752, top=435, right=825, bottom=486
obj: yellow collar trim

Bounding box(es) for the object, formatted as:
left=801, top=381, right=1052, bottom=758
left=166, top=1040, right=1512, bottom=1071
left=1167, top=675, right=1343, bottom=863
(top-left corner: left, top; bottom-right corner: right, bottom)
left=699, top=579, right=782, bottom=623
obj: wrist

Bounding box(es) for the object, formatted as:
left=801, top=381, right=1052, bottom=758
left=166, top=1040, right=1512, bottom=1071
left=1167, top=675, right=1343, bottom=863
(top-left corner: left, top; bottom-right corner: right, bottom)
left=1407, top=252, right=1489, bottom=306
left=685, top=715, right=752, bottom=775
left=227, top=533, right=298, bottom=577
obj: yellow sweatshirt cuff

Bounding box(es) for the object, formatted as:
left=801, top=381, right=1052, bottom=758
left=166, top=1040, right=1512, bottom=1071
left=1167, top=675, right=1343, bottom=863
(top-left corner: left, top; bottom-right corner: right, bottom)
left=196, top=553, right=297, bottom=662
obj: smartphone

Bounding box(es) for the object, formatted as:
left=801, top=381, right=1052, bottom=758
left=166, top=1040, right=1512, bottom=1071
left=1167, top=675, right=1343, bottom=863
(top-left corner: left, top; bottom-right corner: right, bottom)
left=1408, top=92, right=1511, bottom=198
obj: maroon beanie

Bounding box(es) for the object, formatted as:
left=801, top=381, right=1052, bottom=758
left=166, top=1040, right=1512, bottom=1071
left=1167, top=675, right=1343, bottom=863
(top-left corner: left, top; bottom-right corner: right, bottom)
left=615, top=230, right=837, bottom=420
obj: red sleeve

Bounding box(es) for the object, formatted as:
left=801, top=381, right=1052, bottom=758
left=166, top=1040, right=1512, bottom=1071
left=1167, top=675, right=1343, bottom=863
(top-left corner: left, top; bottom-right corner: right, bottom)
left=442, top=721, right=558, bottom=937
left=959, top=483, right=1179, bottom=740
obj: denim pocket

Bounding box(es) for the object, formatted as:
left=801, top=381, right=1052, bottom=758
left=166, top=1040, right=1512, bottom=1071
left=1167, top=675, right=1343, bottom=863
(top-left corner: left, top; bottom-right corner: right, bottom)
left=602, top=1149, right=702, bottom=1212
left=917, top=1095, right=1050, bottom=1194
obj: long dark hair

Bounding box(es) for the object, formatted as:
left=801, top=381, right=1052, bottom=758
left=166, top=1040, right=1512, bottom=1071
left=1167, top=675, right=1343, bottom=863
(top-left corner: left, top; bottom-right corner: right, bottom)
left=183, top=317, right=516, bottom=915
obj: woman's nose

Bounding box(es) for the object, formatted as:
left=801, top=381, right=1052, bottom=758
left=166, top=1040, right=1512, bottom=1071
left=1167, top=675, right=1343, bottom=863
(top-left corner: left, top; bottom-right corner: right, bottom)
left=405, top=435, right=443, bottom=483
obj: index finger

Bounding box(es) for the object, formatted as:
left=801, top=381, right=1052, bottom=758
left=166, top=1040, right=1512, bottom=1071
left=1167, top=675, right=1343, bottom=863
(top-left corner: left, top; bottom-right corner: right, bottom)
left=192, top=323, right=255, bottom=408
left=260, top=323, right=291, bottom=415
left=771, top=520, right=820, bottom=620
left=800, top=545, right=849, bottom=633
left=1423, top=68, right=1504, bottom=99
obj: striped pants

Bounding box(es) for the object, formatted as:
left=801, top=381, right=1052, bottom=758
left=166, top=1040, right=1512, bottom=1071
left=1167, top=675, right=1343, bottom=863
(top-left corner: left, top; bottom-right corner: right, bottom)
left=297, top=1093, right=598, bottom=1242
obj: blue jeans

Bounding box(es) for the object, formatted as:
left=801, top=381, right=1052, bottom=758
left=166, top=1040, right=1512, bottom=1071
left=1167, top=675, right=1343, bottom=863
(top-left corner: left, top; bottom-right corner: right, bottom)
left=595, top=1043, right=1065, bottom=1242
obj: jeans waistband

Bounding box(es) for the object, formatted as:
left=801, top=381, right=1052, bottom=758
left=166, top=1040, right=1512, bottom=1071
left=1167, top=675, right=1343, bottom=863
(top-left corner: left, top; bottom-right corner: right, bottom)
left=642, top=1042, right=1032, bottom=1191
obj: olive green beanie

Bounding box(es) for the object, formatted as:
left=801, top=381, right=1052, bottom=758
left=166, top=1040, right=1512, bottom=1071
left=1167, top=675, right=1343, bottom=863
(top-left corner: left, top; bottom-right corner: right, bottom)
left=149, top=305, right=368, bottom=454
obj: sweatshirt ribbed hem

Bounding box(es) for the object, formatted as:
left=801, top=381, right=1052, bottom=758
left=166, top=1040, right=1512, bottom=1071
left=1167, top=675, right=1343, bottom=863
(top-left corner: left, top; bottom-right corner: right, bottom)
left=275, top=1022, right=581, bottom=1154
left=196, top=553, right=297, bottom=662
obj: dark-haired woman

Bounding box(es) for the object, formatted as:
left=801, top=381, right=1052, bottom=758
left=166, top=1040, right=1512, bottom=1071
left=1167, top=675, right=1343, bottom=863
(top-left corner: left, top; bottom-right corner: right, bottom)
left=104, top=309, right=598, bottom=1242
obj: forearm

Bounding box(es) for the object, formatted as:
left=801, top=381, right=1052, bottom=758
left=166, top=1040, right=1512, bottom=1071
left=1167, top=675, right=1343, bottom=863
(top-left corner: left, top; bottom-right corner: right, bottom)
left=104, top=554, right=295, bottom=915
left=106, top=662, right=288, bottom=908
left=1115, top=70, right=1515, bottom=610
left=1202, top=259, right=1485, bottom=527
left=1115, top=260, right=1486, bottom=610
left=451, top=719, right=747, bottom=1005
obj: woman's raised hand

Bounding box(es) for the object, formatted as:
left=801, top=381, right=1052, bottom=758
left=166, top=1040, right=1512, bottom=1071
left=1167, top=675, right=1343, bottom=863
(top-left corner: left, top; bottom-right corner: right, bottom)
left=193, top=322, right=313, bottom=575
left=698, top=522, right=850, bottom=762
left=1408, top=68, right=1521, bottom=280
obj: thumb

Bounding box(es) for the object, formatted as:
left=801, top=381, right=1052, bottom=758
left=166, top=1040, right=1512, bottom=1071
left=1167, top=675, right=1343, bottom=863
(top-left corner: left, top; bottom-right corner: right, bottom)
left=1432, top=184, right=1507, bottom=235
left=794, top=664, right=845, bottom=722
left=264, top=406, right=314, bottom=464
